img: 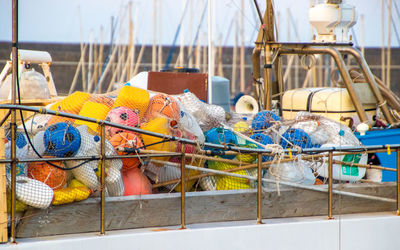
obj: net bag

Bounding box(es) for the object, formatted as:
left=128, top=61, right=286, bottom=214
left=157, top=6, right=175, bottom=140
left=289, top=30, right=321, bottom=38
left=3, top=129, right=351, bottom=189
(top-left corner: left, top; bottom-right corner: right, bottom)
left=50, top=91, right=91, bottom=114
left=105, top=107, right=140, bottom=138
left=112, top=85, right=150, bottom=120
left=144, top=93, right=180, bottom=122
left=140, top=117, right=176, bottom=161
left=109, top=132, right=143, bottom=170
left=122, top=167, right=152, bottom=196
left=12, top=176, right=54, bottom=209
left=105, top=166, right=125, bottom=197
left=251, top=110, right=280, bottom=131
left=75, top=101, right=111, bottom=132
left=27, top=160, right=67, bottom=190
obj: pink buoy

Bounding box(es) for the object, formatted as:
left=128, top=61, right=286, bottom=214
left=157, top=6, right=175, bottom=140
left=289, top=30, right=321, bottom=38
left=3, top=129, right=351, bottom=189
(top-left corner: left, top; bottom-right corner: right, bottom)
left=122, top=168, right=152, bottom=196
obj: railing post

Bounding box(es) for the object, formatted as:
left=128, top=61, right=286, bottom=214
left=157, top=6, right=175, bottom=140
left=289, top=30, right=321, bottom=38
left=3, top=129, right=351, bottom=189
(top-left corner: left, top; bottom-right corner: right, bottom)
left=100, top=124, right=106, bottom=234
left=397, top=147, right=400, bottom=215
left=10, top=0, right=18, bottom=243
left=257, top=153, right=263, bottom=224
left=180, top=143, right=186, bottom=229
left=328, top=151, right=334, bottom=220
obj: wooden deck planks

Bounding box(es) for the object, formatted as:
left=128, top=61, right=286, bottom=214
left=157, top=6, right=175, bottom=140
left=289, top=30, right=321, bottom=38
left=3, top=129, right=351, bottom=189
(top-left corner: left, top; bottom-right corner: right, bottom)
left=16, top=182, right=397, bottom=238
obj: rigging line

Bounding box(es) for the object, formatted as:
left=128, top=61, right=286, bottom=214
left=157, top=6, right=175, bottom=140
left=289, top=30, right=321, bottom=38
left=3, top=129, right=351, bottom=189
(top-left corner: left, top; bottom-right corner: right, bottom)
left=249, top=0, right=261, bottom=44
left=163, top=0, right=190, bottom=70
left=288, top=8, right=300, bottom=41
left=230, top=0, right=258, bottom=31
left=351, top=28, right=359, bottom=47
left=185, top=0, right=208, bottom=67
left=390, top=0, right=400, bottom=46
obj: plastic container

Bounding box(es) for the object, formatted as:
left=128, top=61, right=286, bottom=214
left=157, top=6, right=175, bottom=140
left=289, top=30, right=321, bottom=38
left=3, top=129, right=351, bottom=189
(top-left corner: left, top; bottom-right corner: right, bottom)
left=282, top=87, right=376, bottom=125
left=211, top=76, right=230, bottom=112
left=356, top=128, right=400, bottom=182
left=317, top=143, right=367, bottom=182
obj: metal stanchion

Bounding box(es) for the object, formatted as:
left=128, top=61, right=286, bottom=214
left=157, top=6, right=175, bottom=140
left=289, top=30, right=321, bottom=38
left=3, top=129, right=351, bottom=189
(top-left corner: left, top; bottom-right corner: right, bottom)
left=100, top=124, right=106, bottom=234
left=180, top=143, right=186, bottom=229
left=328, top=151, right=334, bottom=220
left=257, top=153, right=263, bottom=224
left=10, top=0, right=18, bottom=243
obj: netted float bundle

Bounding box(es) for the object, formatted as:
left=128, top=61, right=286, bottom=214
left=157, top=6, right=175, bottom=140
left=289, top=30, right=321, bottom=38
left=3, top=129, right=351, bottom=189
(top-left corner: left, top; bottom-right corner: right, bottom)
left=292, top=112, right=362, bottom=146
left=144, top=93, right=181, bottom=122
left=27, top=160, right=67, bottom=190
left=207, top=159, right=252, bottom=190
left=52, top=179, right=91, bottom=205
left=109, top=132, right=143, bottom=170
left=175, top=91, right=226, bottom=131
left=252, top=110, right=280, bottom=131
left=10, top=176, right=54, bottom=209
left=204, top=128, right=238, bottom=160
left=264, top=160, right=316, bottom=188
left=50, top=91, right=91, bottom=114
left=105, top=107, right=140, bottom=138
left=280, top=128, right=314, bottom=149
left=140, top=117, right=177, bottom=161
left=112, top=85, right=150, bottom=119
left=75, top=101, right=111, bottom=132
left=122, top=168, right=152, bottom=196
left=176, top=101, right=205, bottom=142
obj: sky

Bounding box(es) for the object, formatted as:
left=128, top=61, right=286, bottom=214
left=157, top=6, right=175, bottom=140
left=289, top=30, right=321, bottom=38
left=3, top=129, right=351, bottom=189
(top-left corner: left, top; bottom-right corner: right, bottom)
left=0, top=0, right=399, bottom=47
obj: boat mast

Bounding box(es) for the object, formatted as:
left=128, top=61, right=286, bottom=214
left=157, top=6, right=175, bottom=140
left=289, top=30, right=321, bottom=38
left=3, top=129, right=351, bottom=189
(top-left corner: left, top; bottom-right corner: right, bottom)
left=252, top=0, right=278, bottom=110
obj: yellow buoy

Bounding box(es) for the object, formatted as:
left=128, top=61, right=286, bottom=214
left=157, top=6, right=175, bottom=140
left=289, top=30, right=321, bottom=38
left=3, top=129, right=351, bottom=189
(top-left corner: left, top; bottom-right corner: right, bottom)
left=113, top=85, right=150, bottom=119
left=75, top=101, right=111, bottom=132
left=52, top=179, right=91, bottom=205
left=216, top=176, right=252, bottom=190
left=233, top=121, right=251, bottom=134
left=141, top=117, right=176, bottom=161
left=50, top=91, right=91, bottom=114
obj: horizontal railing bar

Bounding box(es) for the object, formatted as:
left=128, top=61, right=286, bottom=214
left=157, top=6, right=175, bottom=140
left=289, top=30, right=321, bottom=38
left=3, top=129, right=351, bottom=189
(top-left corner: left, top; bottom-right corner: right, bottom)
left=2, top=104, right=400, bottom=154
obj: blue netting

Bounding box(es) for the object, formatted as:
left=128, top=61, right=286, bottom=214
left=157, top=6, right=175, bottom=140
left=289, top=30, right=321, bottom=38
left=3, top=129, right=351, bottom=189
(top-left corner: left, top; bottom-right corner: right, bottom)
left=280, top=128, right=313, bottom=149
left=204, top=127, right=238, bottom=159
left=44, top=122, right=81, bottom=157
left=251, top=110, right=280, bottom=130
left=250, top=133, right=274, bottom=162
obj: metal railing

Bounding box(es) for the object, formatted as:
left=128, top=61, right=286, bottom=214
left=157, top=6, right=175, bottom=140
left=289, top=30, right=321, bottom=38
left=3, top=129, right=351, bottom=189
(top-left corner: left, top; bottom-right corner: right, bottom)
left=1, top=104, right=400, bottom=242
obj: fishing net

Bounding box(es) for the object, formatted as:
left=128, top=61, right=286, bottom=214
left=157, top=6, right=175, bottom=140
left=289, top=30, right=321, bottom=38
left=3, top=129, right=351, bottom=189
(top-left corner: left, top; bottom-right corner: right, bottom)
left=1, top=83, right=369, bottom=218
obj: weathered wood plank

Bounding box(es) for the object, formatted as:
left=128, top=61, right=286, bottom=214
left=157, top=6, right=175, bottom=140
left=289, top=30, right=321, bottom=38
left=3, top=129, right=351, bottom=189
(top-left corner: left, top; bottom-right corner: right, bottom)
left=0, top=127, right=7, bottom=242
left=16, top=182, right=397, bottom=238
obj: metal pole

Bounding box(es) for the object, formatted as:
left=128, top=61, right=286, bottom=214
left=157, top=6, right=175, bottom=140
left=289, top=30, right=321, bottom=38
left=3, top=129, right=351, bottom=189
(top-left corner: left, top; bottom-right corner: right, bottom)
left=10, top=0, right=18, bottom=243
left=339, top=47, right=394, bottom=124
left=397, top=147, right=400, bottom=215
left=0, top=110, right=11, bottom=127
left=257, top=153, right=263, bottom=224
left=180, top=143, right=186, bottom=229
left=278, top=46, right=369, bottom=124
left=328, top=151, right=334, bottom=220
left=100, top=125, right=106, bottom=234
left=207, top=0, right=213, bottom=104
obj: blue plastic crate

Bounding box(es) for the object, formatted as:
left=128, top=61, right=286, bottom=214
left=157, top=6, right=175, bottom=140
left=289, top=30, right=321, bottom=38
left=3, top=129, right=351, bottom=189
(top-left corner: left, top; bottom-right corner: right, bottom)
left=355, top=128, right=400, bottom=182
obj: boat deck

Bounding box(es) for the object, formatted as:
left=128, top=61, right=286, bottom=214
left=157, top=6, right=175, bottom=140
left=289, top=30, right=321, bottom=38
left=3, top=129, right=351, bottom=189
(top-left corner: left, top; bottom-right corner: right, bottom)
left=4, top=211, right=400, bottom=250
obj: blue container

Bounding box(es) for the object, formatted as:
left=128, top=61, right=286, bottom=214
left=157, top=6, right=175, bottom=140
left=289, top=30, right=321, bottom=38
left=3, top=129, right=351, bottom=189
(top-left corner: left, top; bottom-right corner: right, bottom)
left=355, top=128, right=400, bottom=182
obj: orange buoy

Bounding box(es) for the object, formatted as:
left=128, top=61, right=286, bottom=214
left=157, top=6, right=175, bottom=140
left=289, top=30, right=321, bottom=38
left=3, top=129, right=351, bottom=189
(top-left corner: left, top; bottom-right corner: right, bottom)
left=109, top=132, right=143, bottom=170
left=122, top=168, right=152, bottom=196
left=47, top=115, right=75, bottom=126
left=27, top=160, right=67, bottom=190
left=90, top=95, right=115, bottom=107
left=144, top=94, right=180, bottom=121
